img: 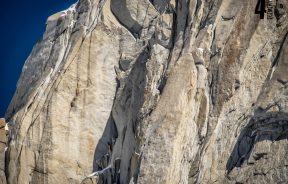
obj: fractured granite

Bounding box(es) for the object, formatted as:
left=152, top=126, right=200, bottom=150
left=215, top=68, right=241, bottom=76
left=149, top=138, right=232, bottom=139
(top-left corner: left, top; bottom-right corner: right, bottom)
left=4, top=0, right=288, bottom=183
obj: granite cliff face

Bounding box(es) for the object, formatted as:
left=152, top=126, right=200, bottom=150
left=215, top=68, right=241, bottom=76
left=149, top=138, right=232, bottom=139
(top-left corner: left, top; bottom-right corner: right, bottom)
left=4, top=0, right=288, bottom=183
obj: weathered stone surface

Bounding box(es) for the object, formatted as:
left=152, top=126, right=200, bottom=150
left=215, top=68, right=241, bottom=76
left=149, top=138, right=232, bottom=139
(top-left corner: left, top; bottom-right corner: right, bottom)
left=0, top=119, right=7, bottom=184
left=4, top=0, right=288, bottom=183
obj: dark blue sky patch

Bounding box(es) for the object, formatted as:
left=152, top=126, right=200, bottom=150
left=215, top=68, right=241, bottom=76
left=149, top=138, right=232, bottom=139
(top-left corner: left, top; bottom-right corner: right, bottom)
left=0, top=0, right=76, bottom=117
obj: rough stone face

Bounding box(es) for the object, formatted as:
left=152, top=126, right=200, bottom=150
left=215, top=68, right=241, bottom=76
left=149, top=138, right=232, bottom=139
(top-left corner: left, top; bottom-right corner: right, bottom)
left=4, top=0, right=288, bottom=183
left=0, top=119, right=7, bottom=184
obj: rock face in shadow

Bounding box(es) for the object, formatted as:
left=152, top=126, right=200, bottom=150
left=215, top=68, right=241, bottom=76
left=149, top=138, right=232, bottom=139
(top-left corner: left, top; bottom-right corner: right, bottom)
left=4, top=0, right=288, bottom=183
left=226, top=111, right=288, bottom=183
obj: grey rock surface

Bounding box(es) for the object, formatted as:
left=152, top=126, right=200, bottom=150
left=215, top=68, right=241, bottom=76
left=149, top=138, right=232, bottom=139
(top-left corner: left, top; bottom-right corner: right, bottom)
left=4, top=0, right=288, bottom=183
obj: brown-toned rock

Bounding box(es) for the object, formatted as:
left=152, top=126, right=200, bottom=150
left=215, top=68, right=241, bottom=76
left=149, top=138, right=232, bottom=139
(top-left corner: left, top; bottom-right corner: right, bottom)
left=0, top=119, right=7, bottom=184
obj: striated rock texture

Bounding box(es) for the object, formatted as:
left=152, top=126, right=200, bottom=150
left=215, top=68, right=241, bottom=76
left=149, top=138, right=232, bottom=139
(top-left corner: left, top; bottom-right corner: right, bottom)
left=4, top=0, right=288, bottom=183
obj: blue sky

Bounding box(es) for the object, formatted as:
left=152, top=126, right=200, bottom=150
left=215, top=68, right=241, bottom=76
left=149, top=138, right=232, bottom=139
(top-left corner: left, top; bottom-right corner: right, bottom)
left=0, top=0, right=77, bottom=117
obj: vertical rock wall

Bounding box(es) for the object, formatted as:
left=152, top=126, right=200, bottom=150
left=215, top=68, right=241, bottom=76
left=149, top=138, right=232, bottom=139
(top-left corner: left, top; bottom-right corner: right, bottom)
left=4, top=0, right=288, bottom=183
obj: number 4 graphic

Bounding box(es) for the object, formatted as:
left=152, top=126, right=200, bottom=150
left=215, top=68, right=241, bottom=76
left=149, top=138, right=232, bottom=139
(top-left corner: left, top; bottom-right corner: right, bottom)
left=255, top=0, right=266, bottom=19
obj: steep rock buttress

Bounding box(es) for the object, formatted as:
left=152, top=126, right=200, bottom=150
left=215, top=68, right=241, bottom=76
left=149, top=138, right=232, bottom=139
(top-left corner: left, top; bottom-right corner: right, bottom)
left=4, top=0, right=288, bottom=184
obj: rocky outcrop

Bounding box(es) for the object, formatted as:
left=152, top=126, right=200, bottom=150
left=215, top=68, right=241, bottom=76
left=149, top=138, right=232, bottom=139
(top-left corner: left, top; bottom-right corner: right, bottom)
left=0, top=119, right=7, bottom=184
left=4, top=0, right=288, bottom=183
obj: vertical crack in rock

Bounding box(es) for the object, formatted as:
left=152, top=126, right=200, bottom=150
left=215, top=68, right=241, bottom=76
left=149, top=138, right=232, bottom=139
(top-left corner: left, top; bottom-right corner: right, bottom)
left=4, top=0, right=288, bottom=183
left=91, top=45, right=150, bottom=184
